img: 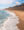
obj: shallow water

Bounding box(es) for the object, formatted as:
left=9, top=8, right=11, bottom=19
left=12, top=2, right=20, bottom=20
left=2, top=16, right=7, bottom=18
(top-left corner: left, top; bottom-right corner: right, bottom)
left=0, top=10, right=10, bottom=24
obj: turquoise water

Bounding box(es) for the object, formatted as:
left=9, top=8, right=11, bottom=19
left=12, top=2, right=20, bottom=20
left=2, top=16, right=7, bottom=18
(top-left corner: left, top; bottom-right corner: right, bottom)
left=0, top=10, right=10, bottom=24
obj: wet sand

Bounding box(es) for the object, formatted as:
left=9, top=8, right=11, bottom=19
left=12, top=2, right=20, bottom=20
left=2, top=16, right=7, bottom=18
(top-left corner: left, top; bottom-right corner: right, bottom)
left=16, top=10, right=24, bottom=30
left=8, top=10, right=24, bottom=30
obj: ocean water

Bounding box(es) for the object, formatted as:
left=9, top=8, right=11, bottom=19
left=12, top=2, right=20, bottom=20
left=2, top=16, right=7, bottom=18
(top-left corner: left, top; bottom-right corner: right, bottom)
left=0, top=10, right=10, bottom=24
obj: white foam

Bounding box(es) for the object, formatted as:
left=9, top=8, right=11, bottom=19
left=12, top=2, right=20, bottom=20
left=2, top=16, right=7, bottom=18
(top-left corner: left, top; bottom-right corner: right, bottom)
left=2, top=14, right=19, bottom=30
left=0, top=10, right=20, bottom=30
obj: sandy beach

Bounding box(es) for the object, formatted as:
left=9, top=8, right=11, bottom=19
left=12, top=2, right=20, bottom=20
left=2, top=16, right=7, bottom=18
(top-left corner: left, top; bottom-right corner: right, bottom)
left=8, top=10, right=24, bottom=30
left=0, top=10, right=24, bottom=30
